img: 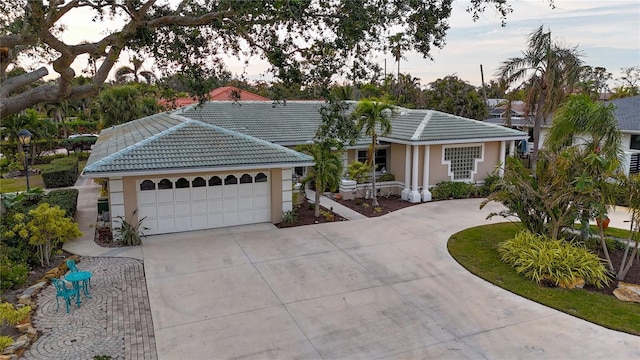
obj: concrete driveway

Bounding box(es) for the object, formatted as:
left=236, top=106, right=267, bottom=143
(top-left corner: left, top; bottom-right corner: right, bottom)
left=142, top=199, right=639, bottom=359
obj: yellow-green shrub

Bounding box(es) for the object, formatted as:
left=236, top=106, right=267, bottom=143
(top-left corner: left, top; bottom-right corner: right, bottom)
left=499, top=231, right=611, bottom=288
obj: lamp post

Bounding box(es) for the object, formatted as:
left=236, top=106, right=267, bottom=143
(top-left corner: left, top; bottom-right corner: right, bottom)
left=17, top=129, right=32, bottom=191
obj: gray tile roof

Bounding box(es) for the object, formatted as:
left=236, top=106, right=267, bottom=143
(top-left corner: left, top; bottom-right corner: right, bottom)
left=83, top=115, right=313, bottom=175
left=607, top=96, right=640, bottom=132
left=179, top=101, right=330, bottom=146
left=85, top=101, right=527, bottom=174
left=181, top=101, right=526, bottom=145
left=386, top=110, right=527, bottom=143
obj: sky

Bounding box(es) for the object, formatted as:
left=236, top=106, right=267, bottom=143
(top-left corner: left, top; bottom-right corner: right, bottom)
left=56, top=0, right=640, bottom=89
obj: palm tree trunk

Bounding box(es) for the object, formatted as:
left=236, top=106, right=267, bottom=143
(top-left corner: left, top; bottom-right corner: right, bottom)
left=314, top=179, right=321, bottom=218
left=531, top=96, right=546, bottom=174
left=371, top=135, right=378, bottom=206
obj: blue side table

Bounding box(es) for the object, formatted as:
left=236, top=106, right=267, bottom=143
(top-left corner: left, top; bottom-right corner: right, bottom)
left=66, top=271, right=93, bottom=300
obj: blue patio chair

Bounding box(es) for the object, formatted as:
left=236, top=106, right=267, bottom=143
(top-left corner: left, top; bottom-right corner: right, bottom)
left=67, top=259, right=92, bottom=288
left=51, top=278, right=80, bottom=313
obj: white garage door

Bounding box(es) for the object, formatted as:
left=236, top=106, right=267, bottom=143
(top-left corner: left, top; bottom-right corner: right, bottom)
left=136, top=172, right=271, bottom=235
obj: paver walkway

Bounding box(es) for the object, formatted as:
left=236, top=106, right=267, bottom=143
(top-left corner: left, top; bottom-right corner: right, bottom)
left=22, top=257, right=157, bottom=360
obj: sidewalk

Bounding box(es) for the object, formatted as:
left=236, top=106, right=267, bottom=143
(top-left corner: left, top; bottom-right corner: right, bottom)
left=63, top=177, right=143, bottom=259
left=305, top=188, right=367, bottom=220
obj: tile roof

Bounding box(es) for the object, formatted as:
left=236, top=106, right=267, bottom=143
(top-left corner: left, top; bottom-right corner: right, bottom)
left=85, top=101, right=527, bottom=174
left=180, top=101, right=526, bottom=146
left=159, top=86, right=271, bottom=108
left=179, top=101, right=336, bottom=145
left=607, top=96, right=640, bottom=132
left=83, top=114, right=313, bottom=175
left=385, top=109, right=527, bottom=143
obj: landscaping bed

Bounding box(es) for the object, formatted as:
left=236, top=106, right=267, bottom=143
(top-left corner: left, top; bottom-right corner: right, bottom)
left=448, top=223, right=640, bottom=335
left=332, top=195, right=420, bottom=217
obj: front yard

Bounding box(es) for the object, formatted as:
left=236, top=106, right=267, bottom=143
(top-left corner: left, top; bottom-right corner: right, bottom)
left=448, top=222, right=640, bottom=335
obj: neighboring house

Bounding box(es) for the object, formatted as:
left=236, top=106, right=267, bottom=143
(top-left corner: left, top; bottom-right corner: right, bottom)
left=485, top=96, right=640, bottom=175
left=82, top=101, right=526, bottom=235
left=610, top=96, right=640, bottom=175
left=159, top=86, right=270, bottom=108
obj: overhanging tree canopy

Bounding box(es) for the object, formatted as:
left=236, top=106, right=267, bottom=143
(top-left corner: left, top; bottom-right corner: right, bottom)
left=0, top=0, right=543, bottom=119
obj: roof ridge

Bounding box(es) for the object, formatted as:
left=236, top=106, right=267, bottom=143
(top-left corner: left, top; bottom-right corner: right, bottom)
left=411, top=111, right=433, bottom=140
left=84, top=117, right=190, bottom=172
left=171, top=114, right=313, bottom=160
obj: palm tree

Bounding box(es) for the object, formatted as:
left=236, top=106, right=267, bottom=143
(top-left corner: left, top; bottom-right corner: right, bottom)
left=45, top=101, right=74, bottom=138
left=545, top=95, right=622, bottom=271
left=497, top=25, right=583, bottom=173
left=353, top=99, right=396, bottom=206
left=546, top=94, right=621, bottom=159
left=297, top=139, right=343, bottom=218
left=115, top=57, right=156, bottom=84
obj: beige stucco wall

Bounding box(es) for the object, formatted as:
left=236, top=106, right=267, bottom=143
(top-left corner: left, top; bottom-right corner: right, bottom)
left=116, top=168, right=284, bottom=228
left=389, top=143, right=406, bottom=183
left=271, top=169, right=284, bottom=223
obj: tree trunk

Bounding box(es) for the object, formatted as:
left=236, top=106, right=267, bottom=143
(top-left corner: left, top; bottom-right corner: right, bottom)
left=314, top=179, right=321, bottom=218
left=598, top=224, right=615, bottom=272
left=531, top=96, right=546, bottom=174
left=371, top=135, right=378, bottom=207
left=617, top=243, right=638, bottom=280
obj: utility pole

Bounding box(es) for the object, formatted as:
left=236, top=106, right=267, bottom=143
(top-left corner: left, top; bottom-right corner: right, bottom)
left=480, top=64, right=488, bottom=105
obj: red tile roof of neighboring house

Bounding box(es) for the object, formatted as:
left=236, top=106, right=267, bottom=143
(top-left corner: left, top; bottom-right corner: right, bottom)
left=159, top=86, right=270, bottom=109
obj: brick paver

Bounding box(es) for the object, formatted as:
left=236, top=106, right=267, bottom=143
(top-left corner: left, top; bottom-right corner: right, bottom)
left=23, top=257, right=157, bottom=360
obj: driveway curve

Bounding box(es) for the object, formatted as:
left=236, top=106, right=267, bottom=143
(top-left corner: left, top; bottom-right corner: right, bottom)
left=142, top=198, right=639, bottom=359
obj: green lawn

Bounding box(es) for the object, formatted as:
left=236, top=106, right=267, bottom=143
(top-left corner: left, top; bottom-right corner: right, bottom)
left=448, top=223, right=640, bottom=336
left=0, top=161, right=87, bottom=193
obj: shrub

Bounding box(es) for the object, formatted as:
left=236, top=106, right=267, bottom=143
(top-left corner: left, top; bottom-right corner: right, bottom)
left=431, top=181, right=474, bottom=200
left=378, top=173, right=395, bottom=182
left=282, top=209, right=298, bottom=225
left=0, top=302, right=31, bottom=326
left=113, top=212, right=148, bottom=246
left=4, top=203, right=82, bottom=267
left=42, top=156, right=79, bottom=188
left=477, top=173, right=500, bottom=197
left=347, top=161, right=371, bottom=183
left=44, top=189, right=79, bottom=218
left=498, top=231, right=611, bottom=288
left=320, top=209, right=335, bottom=221
left=0, top=255, right=28, bottom=290
left=0, top=337, right=13, bottom=352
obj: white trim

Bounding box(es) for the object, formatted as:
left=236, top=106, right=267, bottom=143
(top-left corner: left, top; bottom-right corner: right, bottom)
left=441, top=143, right=485, bottom=182
left=422, top=145, right=431, bottom=202
left=82, top=162, right=313, bottom=178
left=379, top=136, right=527, bottom=146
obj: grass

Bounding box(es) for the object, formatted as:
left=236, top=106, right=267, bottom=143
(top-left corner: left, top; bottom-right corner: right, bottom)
left=448, top=222, right=640, bottom=336
left=0, top=161, right=87, bottom=193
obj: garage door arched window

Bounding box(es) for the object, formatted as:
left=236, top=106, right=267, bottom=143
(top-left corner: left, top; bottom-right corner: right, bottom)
left=255, top=173, right=268, bottom=183
left=158, top=179, right=173, bottom=190
left=176, top=178, right=190, bottom=188
left=240, top=174, right=253, bottom=184
left=209, top=176, right=222, bottom=186
left=140, top=180, right=155, bottom=191
left=225, top=175, right=237, bottom=185
left=192, top=177, right=206, bottom=187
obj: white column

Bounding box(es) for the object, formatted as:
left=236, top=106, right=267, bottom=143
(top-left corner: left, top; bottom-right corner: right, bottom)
left=409, top=145, right=421, bottom=203
left=108, top=177, right=125, bottom=231
left=341, top=152, right=348, bottom=177
left=421, top=145, right=432, bottom=202
left=499, top=141, right=506, bottom=177
left=401, top=145, right=411, bottom=200
left=509, top=140, right=515, bottom=157
left=282, top=168, right=293, bottom=212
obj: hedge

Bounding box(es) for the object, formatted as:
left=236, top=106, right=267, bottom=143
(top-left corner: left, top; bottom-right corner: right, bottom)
left=42, top=157, right=79, bottom=188
left=44, top=188, right=79, bottom=218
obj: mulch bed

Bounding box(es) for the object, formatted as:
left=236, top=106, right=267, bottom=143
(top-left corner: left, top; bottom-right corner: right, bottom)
left=333, top=195, right=421, bottom=217
left=584, top=247, right=640, bottom=295
left=276, top=199, right=348, bottom=228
